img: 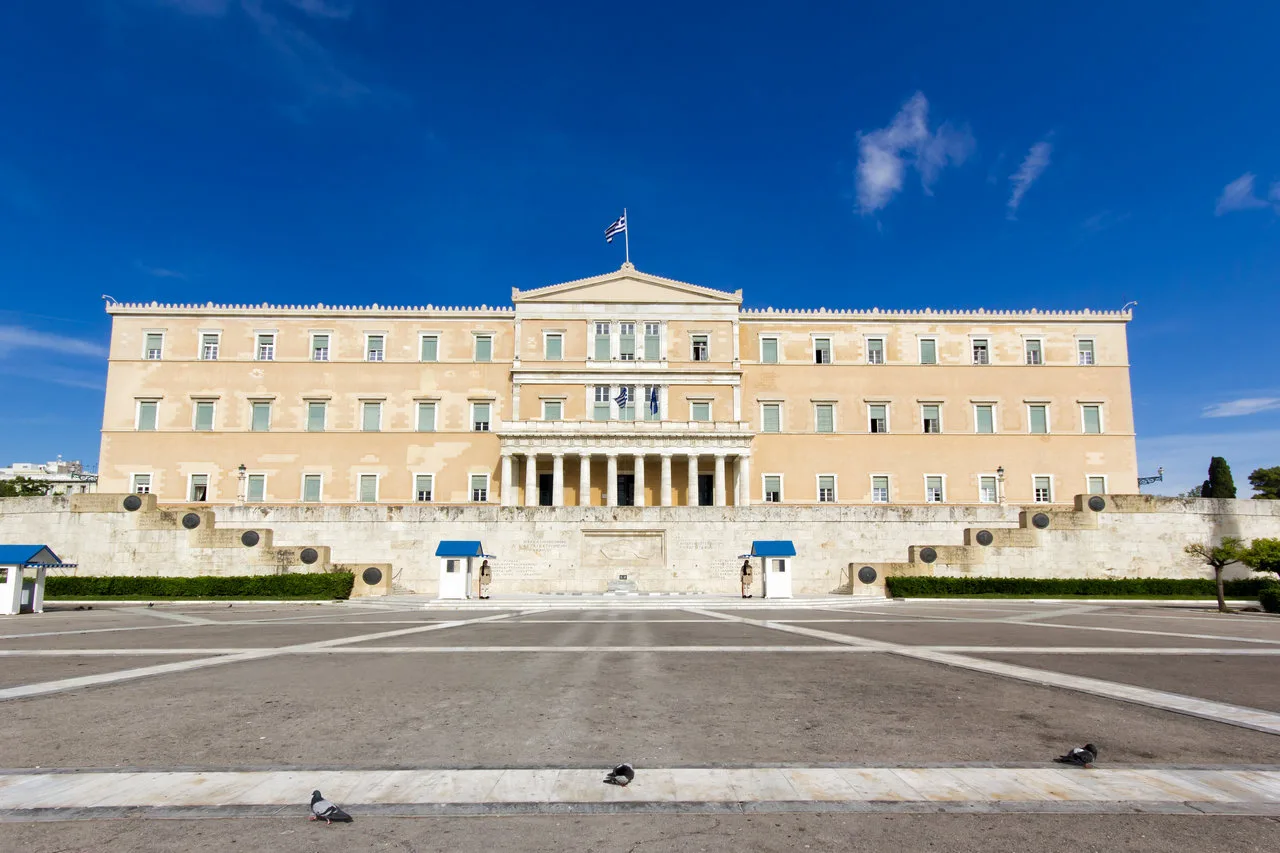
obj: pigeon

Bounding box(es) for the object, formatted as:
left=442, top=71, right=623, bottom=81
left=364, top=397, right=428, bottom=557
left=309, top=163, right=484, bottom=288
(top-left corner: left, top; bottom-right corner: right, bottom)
left=147, top=603, right=154, bottom=608
left=309, top=790, right=353, bottom=824
left=604, top=763, right=635, bottom=787
left=1053, top=743, right=1098, bottom=768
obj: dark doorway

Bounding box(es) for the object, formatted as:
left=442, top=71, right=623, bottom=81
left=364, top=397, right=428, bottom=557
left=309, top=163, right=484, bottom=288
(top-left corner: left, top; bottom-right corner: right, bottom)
left=698, top=474, right=714, bottom=506
left=538, top=473, right=553, bottom=506
left=617, top=474, right=635, bottom=507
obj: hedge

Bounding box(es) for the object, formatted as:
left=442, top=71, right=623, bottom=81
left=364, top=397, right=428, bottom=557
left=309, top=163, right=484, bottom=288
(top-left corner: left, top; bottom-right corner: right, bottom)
left=45, top=573, right=354, bottom=600
left=1260, top=586, right=1280, bottom=614
left=884, top=576, right=1276, bottom=598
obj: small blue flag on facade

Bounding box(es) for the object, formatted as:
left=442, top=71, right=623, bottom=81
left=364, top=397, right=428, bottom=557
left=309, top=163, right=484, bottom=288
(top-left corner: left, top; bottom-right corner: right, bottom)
left=648, top=385, right=659, bottom=415
left=604, top=213, right=627, bottom=243
left=614, top=386, right=629, bottom=408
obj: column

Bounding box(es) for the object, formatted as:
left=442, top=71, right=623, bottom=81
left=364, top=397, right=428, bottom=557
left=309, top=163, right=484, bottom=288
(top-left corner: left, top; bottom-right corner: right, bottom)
left=687, top=453, right=700, bottom=506
left=33, top=567, right=46, bottom=614
left=633, top=453, right=646, bottom=508
left=606, top=453, right=619, bottom=507
left=738, top=455, right=752, bottom=507
left=500, top=452, right=514, bottom=506
left=660, top=453, right=673, bottom=507
left=524, top=453, right=538, bottom=507
left=552, top=453, right=564, bottom=507
left=2, top=565, right=22, bottom=616
left=714, top=453, right=727, bottom=507
left=579, top=453, right=592, bottom=507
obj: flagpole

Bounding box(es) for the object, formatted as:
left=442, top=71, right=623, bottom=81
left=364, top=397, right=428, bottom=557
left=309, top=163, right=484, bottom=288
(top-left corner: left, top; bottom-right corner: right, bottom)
left=623, top=207, right=630, bottom=265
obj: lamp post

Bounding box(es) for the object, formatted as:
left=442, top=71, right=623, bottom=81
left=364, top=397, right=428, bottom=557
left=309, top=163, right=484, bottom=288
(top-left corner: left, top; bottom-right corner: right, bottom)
left=237, top=463, right=246, bottom=505
left=996, top=465, right=1005, bottom=505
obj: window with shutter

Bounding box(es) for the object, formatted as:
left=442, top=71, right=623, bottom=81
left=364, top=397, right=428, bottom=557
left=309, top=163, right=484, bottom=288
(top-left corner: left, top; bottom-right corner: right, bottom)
left=1025, top=339, right=1043, bottom=365
left=594, top=323, right=611, bottom=361
left=417, top=402, right=436, bottom=432
left=472, top=403, right=491, bottom=431
left=201, top=333, right=220, bottom=360
left=311, top=334, right=329, bottom=361
left=194, top=401, right=215, bottom=431
left=366, top=335, right=384, bottom=362
left=644, top=323, right=660, bottom=360
left=869, top=404, right=888, bottom=433
left=762, top=403, right=781, bottom=433
left=470, top=474, right=489, bottom=502
left=544, top=334, right=563, bottom=360
left=415, top=474, right=433, bottom=502
left=919, top=338, right=937, bottom=364
left=474, top=335, right=492, bottom=362
left=818, top=475, right=836, bottom=502
left=137, top=401, right=158, bottom=431
left=1078, top=339, right=1095, bottom=365
left=256, top=334, right=275, bottom=361
left=763, top=475, right=782, bottom=503
left=144, top=333, right=164, bottom=360
left=542, top=400, right=562, bottom=421
left=1034, top=476, right=1052, bottom=503
left=362, top=401, right=381, bottom=431
left=761, top=337, right=778, bottom=363
left=925, top=476, right=944, bottom=503
left=247, top=474, right=266, bottom=502
left=972, top=339, right=989, bottom=365
left=251, top=402, right=271, bottom=432
left=975, top=405, right=994, bottom=434
left=359, top=474, right=378, bottom=502
left=189, top=474, right=209, bottom=502
left=1029, top=405, right=1048, bottom=434
left=619, top=323, right=636, bottom=360
left=815, top=404, right=834, bottom=433
left=307, top=402, right=326, bottom=432
left=691, top=401, right=711, bottom=422
left=979, top=476, right=998, bottom=503
left=302, top=475, right=322, bottom=502
left=871, top=476, right=889, bottom=503
left=922, top=405, right=941, bottom=434
left=1088, top=476, right=1106, bottom=495
left=132, top=474, right=152, bottom=494
left=866, top=338, right=884, bottom=364
left=593, top=386, right=610, bottom=421
left=814, top=338, right=832, bottom=364
left=1082, top=405, right=1102, bottom=434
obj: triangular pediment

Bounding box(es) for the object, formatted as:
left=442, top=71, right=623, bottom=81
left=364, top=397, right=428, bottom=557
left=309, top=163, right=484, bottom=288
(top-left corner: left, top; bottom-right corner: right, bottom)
left=513, top=265, right=742, bottom=305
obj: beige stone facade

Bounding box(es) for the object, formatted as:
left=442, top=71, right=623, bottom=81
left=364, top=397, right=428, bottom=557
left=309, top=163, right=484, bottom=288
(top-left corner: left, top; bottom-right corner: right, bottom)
left=99, top=264, right=1137, bottom=508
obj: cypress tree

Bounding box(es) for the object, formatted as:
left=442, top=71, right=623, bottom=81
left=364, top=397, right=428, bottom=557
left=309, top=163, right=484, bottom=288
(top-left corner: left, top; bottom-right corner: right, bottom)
left=1204, top=457, right=1237, bottom=498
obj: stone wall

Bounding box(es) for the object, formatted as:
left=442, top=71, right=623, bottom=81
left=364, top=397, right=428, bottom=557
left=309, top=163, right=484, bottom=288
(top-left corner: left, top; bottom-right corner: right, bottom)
left=1, top=494, right=1277, bottom=598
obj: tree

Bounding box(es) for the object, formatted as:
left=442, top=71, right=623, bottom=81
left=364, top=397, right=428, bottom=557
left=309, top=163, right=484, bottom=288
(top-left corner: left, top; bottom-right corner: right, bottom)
left=1185, top=537, right=1245, bottom=612
left=1248, top=467, right=1280, bottom=500
left=1200, top=457, right=1237, bottom=498
left=1179, top=486, right=1205, bottom=498
left=1242, top=538, right=1280, bottom=579
left=0, top=477, right=54, bottom=498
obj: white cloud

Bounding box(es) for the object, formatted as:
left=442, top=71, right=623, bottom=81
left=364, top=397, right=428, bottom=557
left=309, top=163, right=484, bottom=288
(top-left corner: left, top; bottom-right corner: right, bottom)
left=1214, top=173, right=1273, bottom=216
left=855, top=92, right=974, bottom=215
left=1202, top=397, right=1280, bottom=418
left=0, top=325, right=109, bottom=359
left=1138, top=429, right=1280, bottom=497
left=1006, top=140, right=1052, bottom=218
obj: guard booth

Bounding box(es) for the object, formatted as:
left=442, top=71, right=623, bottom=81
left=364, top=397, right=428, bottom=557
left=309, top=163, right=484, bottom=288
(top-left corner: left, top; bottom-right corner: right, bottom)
left=1, top=545, right=77, bottom=616
left=435, top=540, right=492, bottom=600
left=741, top=540, right=795, bottom=599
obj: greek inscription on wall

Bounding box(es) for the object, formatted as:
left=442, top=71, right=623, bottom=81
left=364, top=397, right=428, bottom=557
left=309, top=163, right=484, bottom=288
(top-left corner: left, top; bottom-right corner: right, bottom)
left=581, top=530, right=666, bottom=572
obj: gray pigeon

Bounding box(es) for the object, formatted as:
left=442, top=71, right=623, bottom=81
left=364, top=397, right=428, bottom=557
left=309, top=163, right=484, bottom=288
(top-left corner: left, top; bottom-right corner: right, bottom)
left=604, top=764, right=635, bottom=786
left=1053, top=743, right=1098, bottom=768
left=309, top=790, right=353, bottom=824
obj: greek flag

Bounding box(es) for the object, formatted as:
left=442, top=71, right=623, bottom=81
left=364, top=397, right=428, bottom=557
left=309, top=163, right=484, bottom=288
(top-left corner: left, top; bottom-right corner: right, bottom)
left=614, top=386, right=629, bottom=408
left=604, top=213, right=627, bottom=243
left=648, top=385, right=659, bottom=415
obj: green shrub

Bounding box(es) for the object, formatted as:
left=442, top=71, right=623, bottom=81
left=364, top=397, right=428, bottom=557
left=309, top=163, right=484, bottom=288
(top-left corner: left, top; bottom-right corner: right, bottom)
left=1260, top=585, right=1280, bottom=614
left=884, top=576, right=1274, bottom=598
left=45, top=573, right=354, bottom=599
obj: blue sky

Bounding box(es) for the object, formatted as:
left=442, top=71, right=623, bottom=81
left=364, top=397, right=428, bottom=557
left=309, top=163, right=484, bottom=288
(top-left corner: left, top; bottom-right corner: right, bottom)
left=1, top=0, right=1277, bottom=495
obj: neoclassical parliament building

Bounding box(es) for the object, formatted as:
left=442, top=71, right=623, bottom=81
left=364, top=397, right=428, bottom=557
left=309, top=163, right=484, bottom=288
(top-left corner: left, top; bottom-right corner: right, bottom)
left=98, top=264, right=1137, bottom=509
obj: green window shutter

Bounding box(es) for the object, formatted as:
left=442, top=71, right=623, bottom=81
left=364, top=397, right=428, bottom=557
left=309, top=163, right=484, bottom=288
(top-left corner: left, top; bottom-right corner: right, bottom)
left=417, top=402, right=436, bottom=432
left=247, top=475, right=265, bottom=502
left=362, top=402, right=381, bottom=431
left=359, top=475, right=377, bottom=502
left=251, top=402, right=271, bottom=432
left=976, top=406, right=993, bottom=434
left=594, top=333, right=611, bottom=361
left=816, top=405, right=834, bottom=433
left=420, top=336, right=438, bottom=362
left=415, top=475, right=433, bottom=501
left=544, top=401, right=562, bottom=420
left=475, top=336, right=492, bottom=362
left=302, top=476, right=321, bottom=502
left=194, top=402, right=214, bottom=431
left=593, top=403, right=610, bottom=421
left=762, top=404, right=780, bottom=433
left=470, top=474, right=488, bottom=500
left=644, top=331, right=660, bottom=360
left=764, top=476, right=781, bottom=500
left=920, top=339, right=936, bottom=364
left=692, top=402, right=710, bottom=421
left=761, top=338, right=778, bottom=363
left=1088, top=477, right=1105, bottom=494
left=307, top=402, right=326, bottom=432
left=1030, top=406, right=1047, bottom=434
left=138, top=402, right=157, bottom=431
left=545, top=335, right=562, bottom=360
left=1083, top=406, right=1101, bottom=434
left=145, top=333, right=163, bottom=358
left=619, top=330, right=636, bottom=358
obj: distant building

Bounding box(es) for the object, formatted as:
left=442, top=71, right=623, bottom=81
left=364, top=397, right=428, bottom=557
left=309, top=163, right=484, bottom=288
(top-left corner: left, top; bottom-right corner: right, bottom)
left=0, top=458, right=98, bottom=495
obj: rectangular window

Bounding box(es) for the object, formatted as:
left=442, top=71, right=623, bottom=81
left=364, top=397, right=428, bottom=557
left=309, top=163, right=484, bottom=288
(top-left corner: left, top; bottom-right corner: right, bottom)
left=691, top=334, right=709, bottom=362
left=972, top=339, right=989, bottom=365
left=189, top=474, right=209, bottom=502
left=362, top=401, right=382, bottom=432
left=307, top=401, right=326, bottom=432
left=1025, top=339, right=1043, bottom=365
left=618, top=322, right=636, bottom=360
left=472, top=402, right=491, bottom=431
left=866, top=337, right=885, bottom=364
left=474, top=335, right=493, bottom=362
left=246, top=474, right=266, bottom=503
left=302, top=474, right=322, bottom=502
left=200, top=332, right=220, bottom=361
left=256, top=333, right=275, bottom=361
left=414, top=474, right=434, bottom=503
left=132, top=473, right=152, bottom=494
left=975, top=404, right=994, bottom=434
left=919, top=338, right=937, bottom=365
left=818, top=475, right=836, bottom=503
left=250, top=401, right=271, bottom=432
left=643, top=385, right=661, bottom=421
left=1087, top=476, right=1107, bottom=495
left=544, top=333, right=563, bottom=360
left=358, top=474, right=378, bottom=503
left=869, top=404, right=888, bottom=434
left=925, top=475, right=944, bottom=503
left=593, top=386, right=611, bottom=421
left=922, top=404, right=941, bottom=434
left=1029, top=404, right=1048, bottom=434
left=417, top=401, right=436, bottom=432
left=814, top=337, right=832, bottom=364
left=136, top=401, right=158, bottom=431
left=815, top=403, right=835, bottom=433
left=1034, top=475, right=1052, bottom=503
left=691, top=401, right=711, bottom=422
left=979, top=476, right=998, bottom=503
left=761, top=336, right=779, bottom=364
left=762, top=403, right=781, bottom=433
left=194, top=401, right=215, bottom=431
left=144, top=333, right=164, bottom=360
left=763, top=475, right=782, bottom=503
left=594, top=322, right=611, bottom=361
left=1078, top=339, right=1095, bottom=365
left=618, top=385, right=636, bottom=421
left=470, top=474, right=489, bottom=502
left=871, top=475, right=889, bottom=503
left=1082, top=405, right=1102, bottom=434
left=366, top=334, right=385, bottom=362
left=311, top=334, right=330, bottom=362
left=420, top=334, right=439, bottom=362
left=542, top=400, right=563, bottom=421
left=644, top=322, right=661, bottom=360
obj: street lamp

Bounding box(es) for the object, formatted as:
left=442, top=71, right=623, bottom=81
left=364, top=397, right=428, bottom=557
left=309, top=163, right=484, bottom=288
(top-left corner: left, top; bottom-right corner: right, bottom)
left=996, top=465, right=1005, bottom=504
left=237, top=464, right=246, bottom=504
